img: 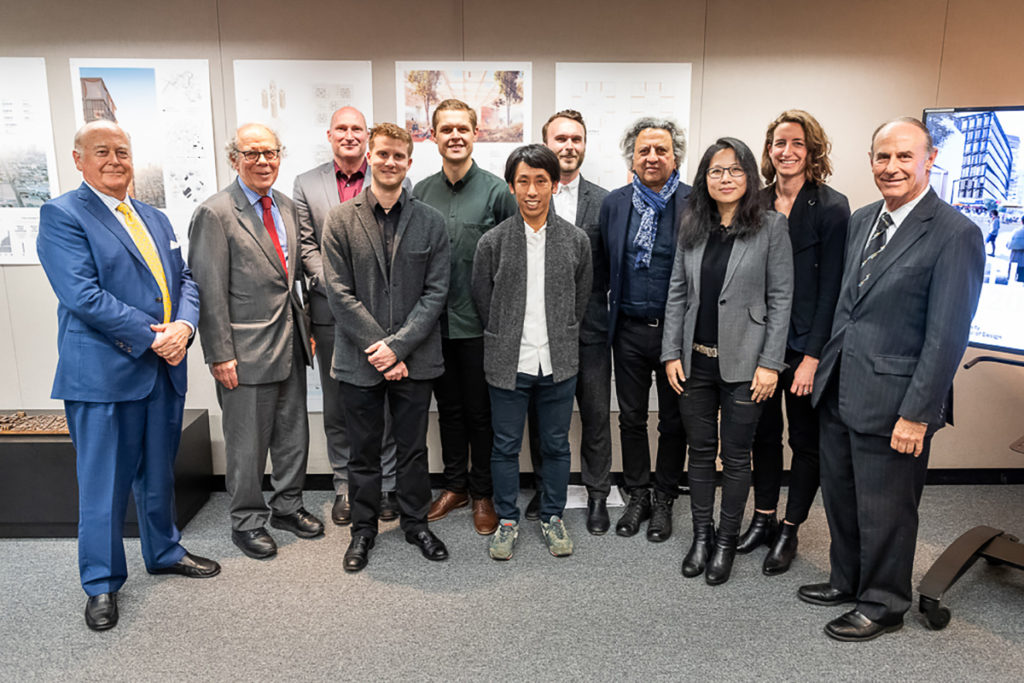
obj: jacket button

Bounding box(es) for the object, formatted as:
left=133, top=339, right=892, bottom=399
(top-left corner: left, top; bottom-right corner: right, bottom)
left=719, top=299, right=726, bottom=305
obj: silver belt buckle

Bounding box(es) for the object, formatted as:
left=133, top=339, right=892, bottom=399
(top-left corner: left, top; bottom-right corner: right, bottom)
left=693, top=343, right=718, bottom=358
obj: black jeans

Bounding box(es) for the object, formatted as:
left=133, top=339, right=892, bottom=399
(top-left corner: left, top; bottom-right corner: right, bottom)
left=612, top=318, right=687, bottom=497
left=338, top=378, right=433, bottom=539
left=528, top=341, right=612, bottom=499
left=750, top=347, right=821, bottom=524
left=433, top=336, right=493, bottom=498
left=678, top=354, right=763, bottom=538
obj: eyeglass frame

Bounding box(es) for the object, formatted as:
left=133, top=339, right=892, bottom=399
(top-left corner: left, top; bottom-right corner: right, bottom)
left=706, top=165, right=746, bottom=180
left=234, top=147, right=282, bottom=162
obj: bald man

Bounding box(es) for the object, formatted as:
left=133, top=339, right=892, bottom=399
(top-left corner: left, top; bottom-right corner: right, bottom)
left=189, top=123, right=324, bottom=561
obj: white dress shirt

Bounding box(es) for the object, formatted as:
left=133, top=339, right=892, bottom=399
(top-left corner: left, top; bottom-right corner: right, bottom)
left=518, top=222, right=552, bottom=376
left=868, top=186, right=930, bottom=248
left=553, top=175, right=579, bottom=226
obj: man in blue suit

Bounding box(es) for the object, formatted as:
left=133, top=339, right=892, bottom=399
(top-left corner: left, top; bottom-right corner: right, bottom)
left=598, top=117, right=690, bottom=542
left=36, top=121, right=220, bottom=632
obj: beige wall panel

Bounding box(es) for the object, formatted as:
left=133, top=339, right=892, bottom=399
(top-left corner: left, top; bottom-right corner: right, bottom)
left=937, top=0, right=1024, bottom=105
left=0, top=271, right=22, bottom=408
left=700, top=0, right=947, bottom=209
left=4, top=267, right=62, bottom=408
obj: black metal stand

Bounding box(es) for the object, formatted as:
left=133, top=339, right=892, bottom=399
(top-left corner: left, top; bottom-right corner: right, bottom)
left=916, top=353, right=1024, bottom=629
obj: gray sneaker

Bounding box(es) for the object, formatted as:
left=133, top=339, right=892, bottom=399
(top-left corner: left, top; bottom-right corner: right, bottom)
left=489, top=519, right=519, bottom=560
left=541, top=515, right=573, bottom=557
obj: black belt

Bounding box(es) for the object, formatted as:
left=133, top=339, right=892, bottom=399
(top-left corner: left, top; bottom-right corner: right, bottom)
left=622, top=314, right=662, bottom=328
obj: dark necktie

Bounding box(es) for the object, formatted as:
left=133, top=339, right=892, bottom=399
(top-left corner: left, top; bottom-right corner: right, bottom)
left=858, top=211, right=892, bottom=288
left=259, top=195, right=288, bottom=276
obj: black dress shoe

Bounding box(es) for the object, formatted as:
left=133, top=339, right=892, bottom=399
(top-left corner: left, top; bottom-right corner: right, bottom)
left=737, top=510, right=778, bottom=554
left=525, top=490, right=542, bottom=521
left=647, top=490, right=674, bottom=542
left=763, top=523, right=799, bottom=575
left=406, top=529, right=450, bottom=561
left=586, top=497, right=610, bottom=535
left=232, top=527, right=278, bottom=560
left=705, top=534, right=738, bottom=585
left=798, top=582, right=856, bottom=606
left=149, top=552, right=221, bottom=578
left=344, top=535, right=374, bottom=572
left=615, top=489, right=651, bottom=537
left=85, top=592, right=118, bottom=631
left=682, top=523, right=716, bottom=577
left=270, top=507, right=325, bottom=539
left=825, top=609, right=903, bottom=642
left=331, top=494, right=351, bottom=526
left=379, top=492, right=399, bottom=522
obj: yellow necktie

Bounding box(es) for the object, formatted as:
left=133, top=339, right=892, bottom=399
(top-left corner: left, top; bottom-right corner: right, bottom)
left=117, top=202, right=171, bottom=323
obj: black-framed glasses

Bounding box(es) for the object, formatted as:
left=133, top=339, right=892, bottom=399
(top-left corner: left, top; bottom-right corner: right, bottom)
left=236, top=148, right=281, bottom=162
left=707, top=165, right=746, bottom=179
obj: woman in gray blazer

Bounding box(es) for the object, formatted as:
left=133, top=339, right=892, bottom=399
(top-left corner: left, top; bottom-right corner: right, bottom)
left=661, top=138, right=793, bottom=585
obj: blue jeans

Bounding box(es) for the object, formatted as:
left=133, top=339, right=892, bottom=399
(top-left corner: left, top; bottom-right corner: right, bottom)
left=489, top=373, right=577, bottom=522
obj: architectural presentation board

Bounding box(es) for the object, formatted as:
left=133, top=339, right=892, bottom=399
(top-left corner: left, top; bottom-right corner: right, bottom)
left=68, top=58, right=217, bottom=253
left=554, top=62, right=692, bottom=191
left=395, top=61, right=532, bottom=186
left=233, top=59, right=374, bottom=194
left=0, top=57, right=60, bottom=264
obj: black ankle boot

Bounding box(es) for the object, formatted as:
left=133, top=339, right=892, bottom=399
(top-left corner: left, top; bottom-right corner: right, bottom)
left=705, top=534, right=738, bottom=585
left=763, top=522, right=799, bottom=575
left=736, top=510, right=778, bottom=554
left=681, top=523, right=716, bottom=577
left=647, top=490, right=674, bottom=542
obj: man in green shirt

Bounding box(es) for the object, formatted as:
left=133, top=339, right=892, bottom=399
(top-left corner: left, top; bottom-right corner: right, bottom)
left=414, top=99, right=517, bottom=535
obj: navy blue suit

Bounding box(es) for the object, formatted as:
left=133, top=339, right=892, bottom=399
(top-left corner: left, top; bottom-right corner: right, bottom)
left=37, top=183, right=199, bottom=596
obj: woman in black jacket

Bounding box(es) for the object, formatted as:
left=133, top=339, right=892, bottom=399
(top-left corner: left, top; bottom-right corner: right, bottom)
left=737, top=110, right=850, bottom=575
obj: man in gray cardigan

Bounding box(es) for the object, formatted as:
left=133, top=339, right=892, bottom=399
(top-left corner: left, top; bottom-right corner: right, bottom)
left=471, top=145, right=592, bottom=560
left=321, top=123, right=451, bottom=572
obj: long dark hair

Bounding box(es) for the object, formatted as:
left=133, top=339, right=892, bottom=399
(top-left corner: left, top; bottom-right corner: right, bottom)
left=680, top=137, right=765, bottom=248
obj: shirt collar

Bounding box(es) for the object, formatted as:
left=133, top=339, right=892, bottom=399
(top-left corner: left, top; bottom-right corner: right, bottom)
left=443, top=160, right=478, bottom=191
left=524, top=220, right=547, bottom=237
left=882, top=186, right=929, bottom=229
left=367, top=187, right=408, bottom=214
left=335, top=159, right=367, bottom=180
left=237, top=177, right=275, bottom=208
left=84, top=181, right=130, bottom=212
left=557, top=174, right=581, bottom=195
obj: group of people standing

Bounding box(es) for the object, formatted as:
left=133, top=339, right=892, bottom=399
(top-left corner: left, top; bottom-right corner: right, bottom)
left=38, top=95, right=984, bottom=643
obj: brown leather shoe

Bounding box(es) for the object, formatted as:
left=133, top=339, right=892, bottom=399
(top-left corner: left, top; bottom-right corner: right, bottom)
left=427, top=490, right=469, bottom=522
left=473, top=497, right=498, bottom=535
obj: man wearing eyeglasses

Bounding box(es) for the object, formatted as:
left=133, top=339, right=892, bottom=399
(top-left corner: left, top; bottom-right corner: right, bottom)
left=189, top=123, right=324, bottom=560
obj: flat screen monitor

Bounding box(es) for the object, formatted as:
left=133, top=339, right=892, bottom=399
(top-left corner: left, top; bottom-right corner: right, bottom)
left=924, top=105, right=1024, bottom=356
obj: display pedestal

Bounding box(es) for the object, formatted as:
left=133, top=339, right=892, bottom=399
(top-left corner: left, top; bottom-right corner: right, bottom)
left=0, top=409, right=212, bottom=538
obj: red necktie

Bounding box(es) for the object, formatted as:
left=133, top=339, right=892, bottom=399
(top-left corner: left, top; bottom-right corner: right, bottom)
left=259, top=195, right=288, bottom=276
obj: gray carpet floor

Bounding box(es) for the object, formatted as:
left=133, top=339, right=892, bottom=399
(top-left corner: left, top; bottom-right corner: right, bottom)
left=1, top=485, right=1022, bottom=682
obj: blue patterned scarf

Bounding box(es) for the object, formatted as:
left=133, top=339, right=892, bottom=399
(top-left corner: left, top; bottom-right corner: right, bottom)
left=630, top=170, right=679, bottom=269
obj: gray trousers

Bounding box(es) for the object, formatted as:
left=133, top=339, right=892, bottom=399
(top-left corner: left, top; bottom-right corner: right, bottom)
left=313, top=322, right=397, bottom=493
left=217, top=346, right=309, bottom=531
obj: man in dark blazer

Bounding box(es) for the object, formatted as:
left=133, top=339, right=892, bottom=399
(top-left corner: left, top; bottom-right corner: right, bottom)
left=293, top=106, right=406, bottom=526
left=37, top=121, right=219, bottom=631
left=802, top=118, right=985, bottom=641
left=523, top=110, right=612, bottom=534
left=320, top=123, right=451, bottom=572
left=598, top=117, right=690, bottom=542
left=189, top=123, right=324, bottom=561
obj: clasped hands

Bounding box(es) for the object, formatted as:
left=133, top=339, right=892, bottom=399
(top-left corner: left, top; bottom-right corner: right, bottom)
left=665, top=359, right=778, bottom=402
left=366, top=340, right=407, bottom=381
left=149, top=321, right=190, bottom=366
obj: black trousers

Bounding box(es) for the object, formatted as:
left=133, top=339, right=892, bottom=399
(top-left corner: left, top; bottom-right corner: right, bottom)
left=338, top=378, right=434, bottom=539
left=750, top=347, right=821, bottom=523
left=819, top=377, right=930, bottom=624
left=678, top=354, right=763, bottom=538
left=528, top=340, right=613, bottom=499
left=612, top=318, right=687, bottom=496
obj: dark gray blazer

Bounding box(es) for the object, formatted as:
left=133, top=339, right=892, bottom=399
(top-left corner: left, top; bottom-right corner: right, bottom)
left=812, top=189, right=985, bottom=436
left=293, top=161, right=410, bottom=325
left=660, top=211, right=793, bottom=383
left=570, top=177, right=611, bottom=345
left=320, top=188, right=449, bottom=387
left=471, top=211, right=593, bottom=391
left=188, top=180, right=313, bottom=385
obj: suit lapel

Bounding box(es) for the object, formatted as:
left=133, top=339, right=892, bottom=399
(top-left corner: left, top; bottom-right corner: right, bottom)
left=319, top=163, right=337, bottom=209
left=230, top=181, right=287, bottom=280
left=576, top=181, right=590, bottom=223
left=77, top=185, right=149, bottom=270
left=390, top=193, right=414, bottom=273
left=353, top=195, right=389, bottom=280
left=279, top=196, right=298, bottom=286
left=687, top=238, right=706, bottom=303
left=855, top=197, right=934, bottom=303
left=133, top=200, right=177, bottom=298
left=721, top=230, right=749, bottom=292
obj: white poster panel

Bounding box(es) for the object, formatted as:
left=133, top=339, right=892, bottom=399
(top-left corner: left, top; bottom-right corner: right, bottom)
left=68, top=58, right=217, bottom=254
left=395, top=61, right=532, bottom=186
left=233, top=60, right=373, bottom=197
left=0, top=57, right=60, bottom=264
left=555, top=62, right=692, bottom=191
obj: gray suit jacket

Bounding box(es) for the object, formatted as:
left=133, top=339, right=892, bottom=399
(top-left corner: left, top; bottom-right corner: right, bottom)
left=320, top=188, right=449, bottom=387
left=471, top=211, right=593, bottom=391
left=293, top=161, right=411, bottom=325
left=188, top=179, right=313, bottom=385
left=570, top=176, right=611, bottom=345
left=661, top=211, right=793, bottom=383
left=812, top=189, right=985, bottom=436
